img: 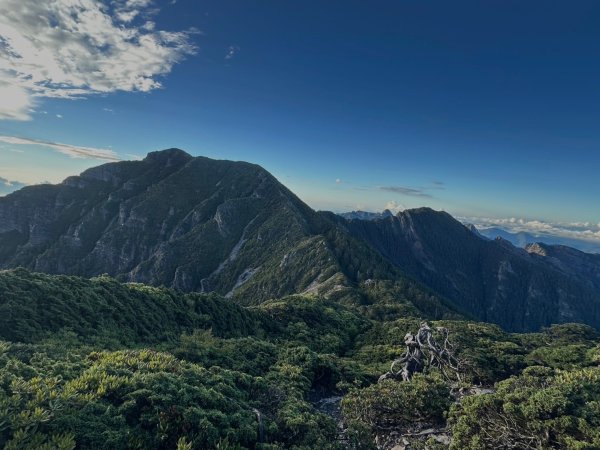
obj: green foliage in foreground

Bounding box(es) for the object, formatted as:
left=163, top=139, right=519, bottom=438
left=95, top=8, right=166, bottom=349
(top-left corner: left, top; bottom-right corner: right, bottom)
left=2, top=269, right=600, bottom=449
left=343, top=374, right=451, bottom=430
left=0, top=347, right=262, bottom=449
left=0, top=342, right=347, bottom=450
left=449, top=366, right=600, bottom=449
left=0, top=269, right=265, bottom=344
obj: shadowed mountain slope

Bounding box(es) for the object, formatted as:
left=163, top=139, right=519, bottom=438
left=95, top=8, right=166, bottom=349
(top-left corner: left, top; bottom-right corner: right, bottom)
left=343, top=208, right=600, bottom=331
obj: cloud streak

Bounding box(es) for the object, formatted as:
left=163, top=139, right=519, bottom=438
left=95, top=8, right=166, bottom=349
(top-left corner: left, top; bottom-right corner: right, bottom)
left=0, top=0, right=196, bottom=120
left=379, top=186, right=433, bottom=198
left=0, top=135, right=120, bottom=161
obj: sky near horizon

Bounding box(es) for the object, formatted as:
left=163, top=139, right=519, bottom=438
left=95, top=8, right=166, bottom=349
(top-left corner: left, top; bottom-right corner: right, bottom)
left=0, top=0, right=599, bottom=244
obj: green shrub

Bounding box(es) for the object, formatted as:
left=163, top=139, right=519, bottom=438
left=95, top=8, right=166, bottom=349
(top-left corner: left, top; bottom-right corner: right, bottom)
left=342, top=374, right=452, bottom=432
left=449, top=366, right=600, bottom=449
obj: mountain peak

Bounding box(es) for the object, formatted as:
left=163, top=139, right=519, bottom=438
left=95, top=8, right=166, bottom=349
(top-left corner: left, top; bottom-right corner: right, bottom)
left=144, top=148, right=193, bottom=165
left=465, top=223, right=488, bottom=239
left=402, top=207, right=448, bottom=218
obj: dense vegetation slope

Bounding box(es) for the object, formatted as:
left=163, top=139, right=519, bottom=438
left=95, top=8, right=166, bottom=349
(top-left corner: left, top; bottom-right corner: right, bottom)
left=2, top=269, right=600, bottom=449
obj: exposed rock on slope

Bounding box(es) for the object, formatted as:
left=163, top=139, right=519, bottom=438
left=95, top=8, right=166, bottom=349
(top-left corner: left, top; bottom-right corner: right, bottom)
left=0, top=149, right=444, bottom=312
left=526, top=242, right=600, bottom=291
left=0, top=149, right=332, bottom=301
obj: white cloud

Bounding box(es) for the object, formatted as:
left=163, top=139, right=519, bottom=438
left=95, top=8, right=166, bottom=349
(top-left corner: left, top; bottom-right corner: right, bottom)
left=0, top=176, right=26, bottom=196
left=0, top=135, right=119, bottom=161
left=0, top=0, right=196, bottom=120
left=225, top=45, right=240, bottom=60
left=384, top=200, right=405, bottom=214
left=461, top=215, right=600, bottom=243
left=335, top=178, right=342, bottom=183
left=0, top=82, right=33, bottom=120
left=114, top=0, right=154, bottom=23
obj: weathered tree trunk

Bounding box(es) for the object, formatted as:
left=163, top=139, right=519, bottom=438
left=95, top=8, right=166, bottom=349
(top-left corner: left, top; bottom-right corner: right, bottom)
left=378, top=322, right=463, bottom=383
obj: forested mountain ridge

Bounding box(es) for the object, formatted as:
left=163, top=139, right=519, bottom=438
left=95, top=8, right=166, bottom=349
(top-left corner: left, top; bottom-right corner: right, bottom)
left=0, top=149, right=440, bottom=310
left=0, top=148, right=327, bottom=300
left=2, top=268, right=600, bottom=449
left=2, top=154, right=600, bottom=447
left=1, top=149, right=600, bottom=332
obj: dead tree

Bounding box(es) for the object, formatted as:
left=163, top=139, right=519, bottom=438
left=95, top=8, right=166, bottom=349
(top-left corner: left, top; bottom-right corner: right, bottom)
left=379, top=322, right=463, bottom=383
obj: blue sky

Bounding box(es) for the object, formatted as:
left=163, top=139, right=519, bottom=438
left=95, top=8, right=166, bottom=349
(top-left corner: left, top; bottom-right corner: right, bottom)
left=1, top=0, right=599, bottom=244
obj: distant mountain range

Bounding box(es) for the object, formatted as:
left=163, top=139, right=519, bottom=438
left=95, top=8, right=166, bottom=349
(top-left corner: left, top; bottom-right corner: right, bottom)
left=470, top=225, right=600, bottom=254
left=2, top=149, right=600, bottom=331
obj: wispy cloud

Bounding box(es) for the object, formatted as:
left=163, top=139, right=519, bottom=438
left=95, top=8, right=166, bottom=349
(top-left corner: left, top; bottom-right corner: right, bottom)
left=0, top=176, right=27, bottom=196
left=225, top=45, right=240, bottom=60
left=114, top=0, right=154, bottom=23
left=379, top=186, right=433, bottom=198
left=0, top=0, right=196, bottom=120
left=378, top=181, right=445, bottom=198
left=0, top=135, right=119, bottom=161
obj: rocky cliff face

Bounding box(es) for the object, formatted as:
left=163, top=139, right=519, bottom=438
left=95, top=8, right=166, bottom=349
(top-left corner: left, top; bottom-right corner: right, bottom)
left=0, top=149, right=340, bottom=301
left=343, top=208, right=600, bottom=331
left=0, top=150, right=428, bottom=307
